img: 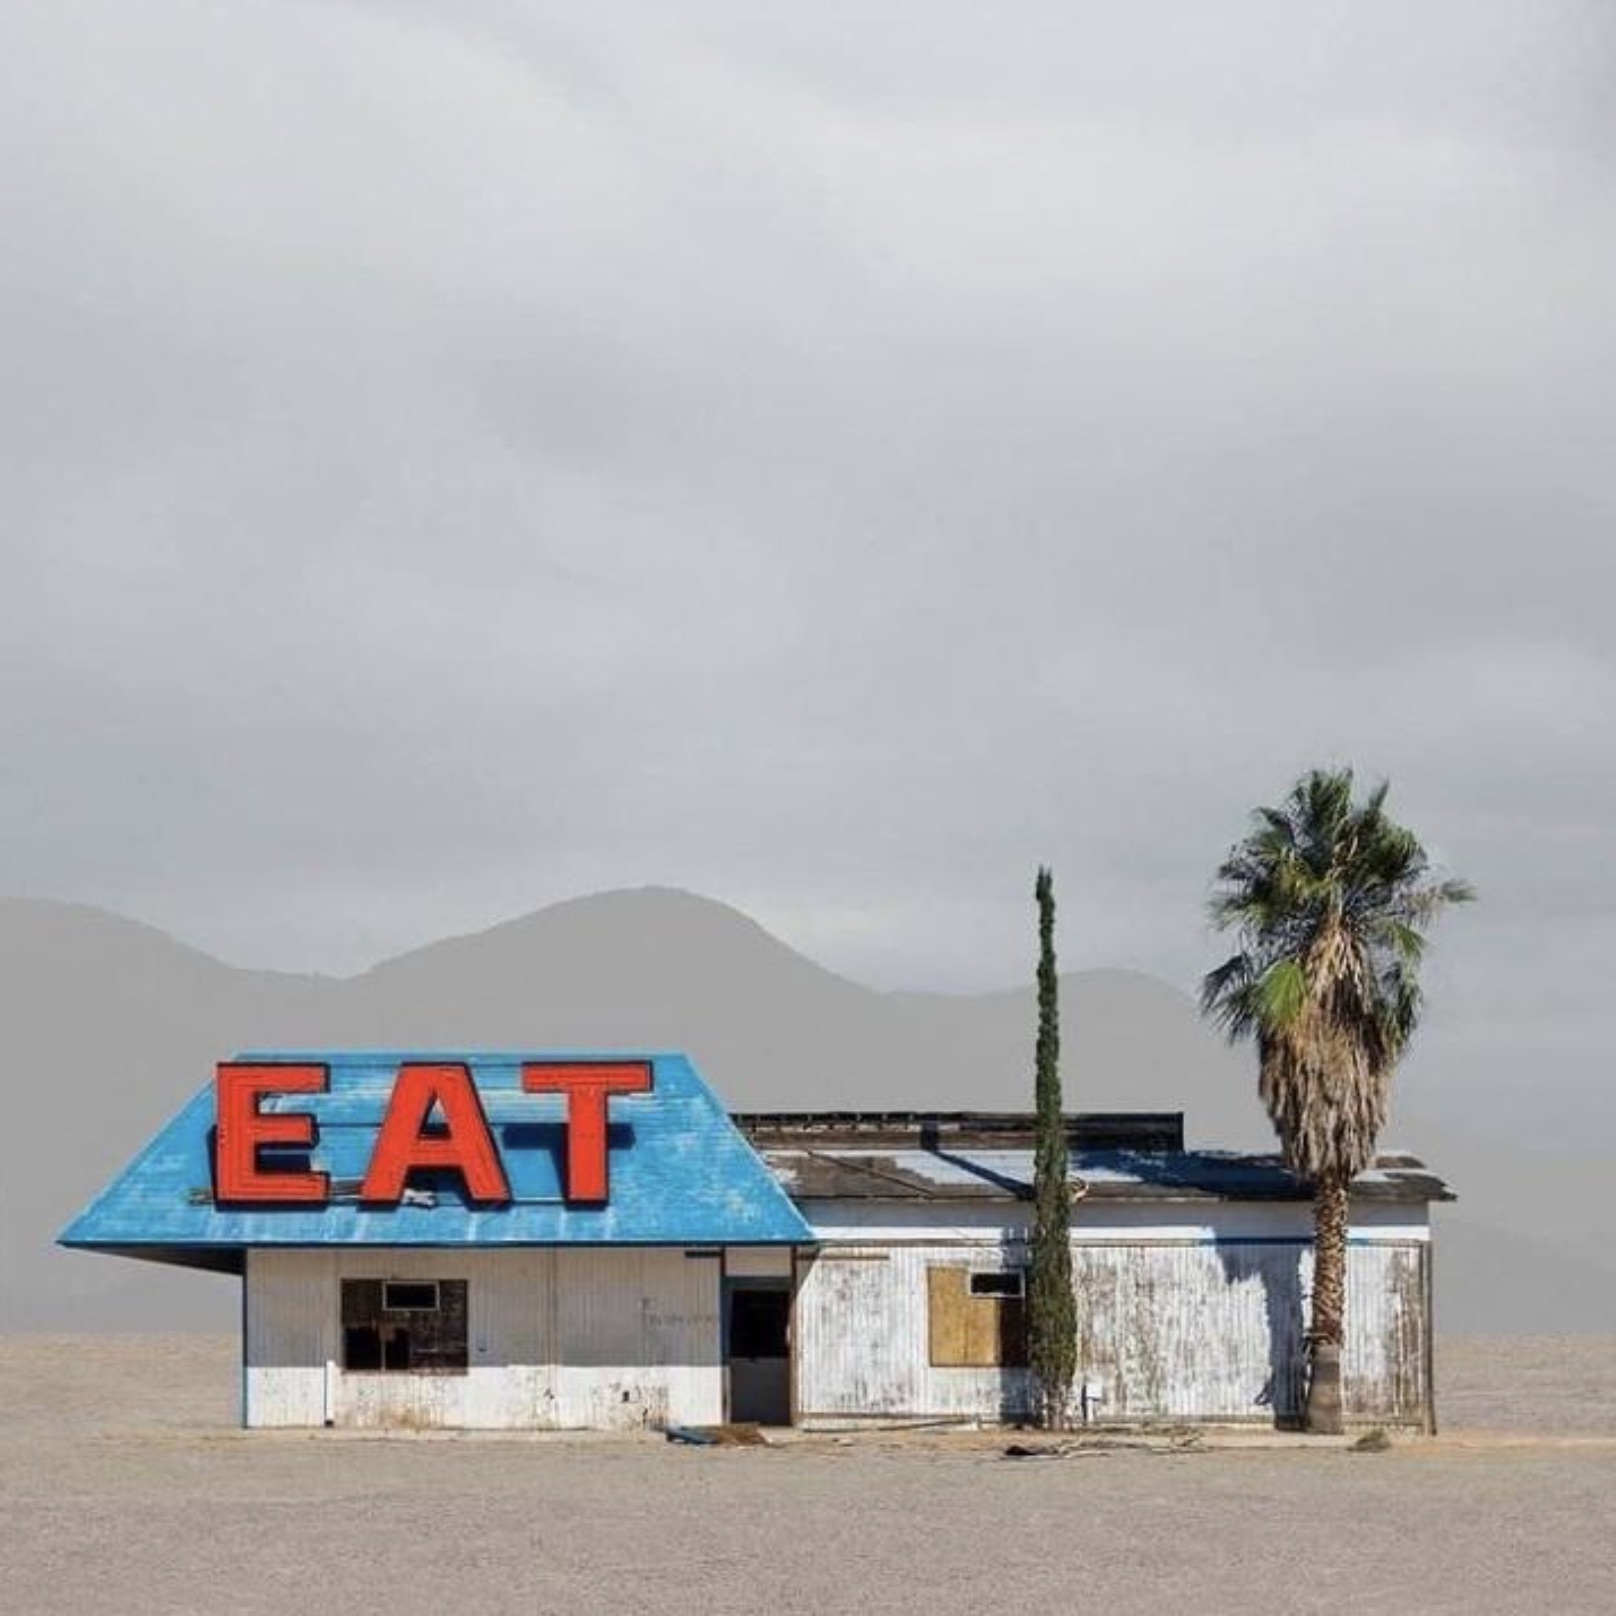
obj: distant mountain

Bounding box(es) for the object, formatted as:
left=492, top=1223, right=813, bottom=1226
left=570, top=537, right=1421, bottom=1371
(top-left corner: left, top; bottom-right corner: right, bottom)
left=340, top=888, right=1266, bottom=1131
left=2, top=888, right=1606, bottom=1331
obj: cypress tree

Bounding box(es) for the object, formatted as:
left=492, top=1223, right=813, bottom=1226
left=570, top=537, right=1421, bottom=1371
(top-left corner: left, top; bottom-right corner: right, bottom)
left=1027, top=866, right=1077, bottom=1429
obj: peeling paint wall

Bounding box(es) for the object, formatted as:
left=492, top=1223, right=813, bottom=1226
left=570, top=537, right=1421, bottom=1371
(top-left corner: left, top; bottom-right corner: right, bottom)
left=245, top=1247, right=723, bottom=1430
left=794, top=1248, right=1034, bottom=1420
left=244, top=1207, right=1433, bottom=1430
left=793, top=1203, right=1432, bottom=1427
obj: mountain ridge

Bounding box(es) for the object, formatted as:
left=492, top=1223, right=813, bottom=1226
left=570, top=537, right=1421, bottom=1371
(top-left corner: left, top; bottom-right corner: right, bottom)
left=4, top=886, right=1606, bottom=1332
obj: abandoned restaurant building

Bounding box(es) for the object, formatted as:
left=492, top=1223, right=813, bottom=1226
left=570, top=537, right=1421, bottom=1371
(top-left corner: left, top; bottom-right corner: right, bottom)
left=61, top=1050, right=1452, bottom=1432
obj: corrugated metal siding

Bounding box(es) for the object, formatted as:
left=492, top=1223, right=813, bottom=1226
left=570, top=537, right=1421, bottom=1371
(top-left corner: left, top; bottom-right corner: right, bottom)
left=551, top=1248, right=722, bottom=1430
left=795, top=1235, right=1430, bottom=1426
left=1342, top=1241, right=1428, bottom=1421
left=245, top=1247, right=722, bottom=1430
left=245, top=1248, right=334, bottom=1427
left=1074, top=1242, right=1306, bottom=1420
left=795, top=1247, right=1033, bottom=1420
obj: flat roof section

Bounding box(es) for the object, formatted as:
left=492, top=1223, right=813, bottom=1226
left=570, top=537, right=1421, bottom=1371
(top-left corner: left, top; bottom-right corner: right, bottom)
left=761, top=1145, right=1452, bottom=1204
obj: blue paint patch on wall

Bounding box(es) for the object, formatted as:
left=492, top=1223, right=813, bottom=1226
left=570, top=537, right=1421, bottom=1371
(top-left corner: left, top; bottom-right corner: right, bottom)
left=60, top=1051, right=814, bottom=1269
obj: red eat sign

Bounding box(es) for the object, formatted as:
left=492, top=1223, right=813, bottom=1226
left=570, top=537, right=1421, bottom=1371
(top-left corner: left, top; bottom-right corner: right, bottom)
left=214, top=1060, right=651, bottom=1207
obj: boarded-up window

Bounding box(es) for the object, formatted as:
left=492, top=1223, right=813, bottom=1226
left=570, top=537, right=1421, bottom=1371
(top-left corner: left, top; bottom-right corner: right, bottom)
left=341, top=1278, right=468, bottom=1374
left=927, top=1267, right=1028, bottom=1367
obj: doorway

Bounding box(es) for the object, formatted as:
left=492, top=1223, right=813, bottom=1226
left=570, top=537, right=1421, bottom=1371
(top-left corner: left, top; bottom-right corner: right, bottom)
left=725, top=1278, right=791, bottom=1425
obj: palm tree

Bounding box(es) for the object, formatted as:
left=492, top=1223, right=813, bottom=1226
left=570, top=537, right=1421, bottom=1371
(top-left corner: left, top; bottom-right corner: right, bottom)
left=1201, top=768, right=1472, bottom=1433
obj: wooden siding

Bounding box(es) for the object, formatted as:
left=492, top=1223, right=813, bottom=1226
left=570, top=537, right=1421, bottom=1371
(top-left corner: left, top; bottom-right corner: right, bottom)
left=795, top=1247, right=1034, bottom=1420
left=795, top=1234, right=1430, bottom=1427
left=244, top=1219, right=1433, bottom=1430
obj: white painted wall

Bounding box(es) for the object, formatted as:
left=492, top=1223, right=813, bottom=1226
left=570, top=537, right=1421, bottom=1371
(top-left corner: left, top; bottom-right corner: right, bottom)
left=726, top=1246, right=794, bottom=1278
left=792, top=1202, right=1432, bottom=1427
left=801, top=1197, right=1431, bottom=1244
left=241, top=1202, right=1434, bottom=1430
left=244, top=1247, right=723, bottom=1430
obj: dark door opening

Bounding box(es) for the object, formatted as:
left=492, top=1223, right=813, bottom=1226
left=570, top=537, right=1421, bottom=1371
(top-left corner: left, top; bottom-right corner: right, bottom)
left=726, top=1281, right=791, bottom=1425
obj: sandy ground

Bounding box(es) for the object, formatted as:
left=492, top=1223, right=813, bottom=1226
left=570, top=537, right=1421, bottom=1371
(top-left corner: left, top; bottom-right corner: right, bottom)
left=1435, top=1335, right=1616, bottom=1435
left=1, top=1335, right=1612, bottom=1616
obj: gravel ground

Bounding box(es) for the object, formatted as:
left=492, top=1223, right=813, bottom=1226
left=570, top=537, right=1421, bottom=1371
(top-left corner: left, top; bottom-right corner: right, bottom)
left=2, top=1334, right=1612, bottom=1615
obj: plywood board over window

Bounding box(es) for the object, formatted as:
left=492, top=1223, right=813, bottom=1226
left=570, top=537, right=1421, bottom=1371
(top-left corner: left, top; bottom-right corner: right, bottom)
left=927, top=1267, right=1028, bottom=1368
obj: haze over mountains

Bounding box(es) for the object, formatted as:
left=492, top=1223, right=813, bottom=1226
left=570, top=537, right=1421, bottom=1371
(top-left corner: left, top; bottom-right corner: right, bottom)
left=3, top=887, right=1608, bottom=1333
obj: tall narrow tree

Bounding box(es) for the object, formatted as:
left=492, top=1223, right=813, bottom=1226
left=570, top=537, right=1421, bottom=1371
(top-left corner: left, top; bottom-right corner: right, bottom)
left=1027, top=866, right=1077, bottom=1429
left=1201, top=769, right=1472, bottom=1433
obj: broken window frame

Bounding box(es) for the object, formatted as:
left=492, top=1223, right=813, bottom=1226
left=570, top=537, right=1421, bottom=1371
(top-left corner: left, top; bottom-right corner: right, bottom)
left=381, top=1279, right=441, bottom=1312
left=341, top=1278, right=469, bottom=1375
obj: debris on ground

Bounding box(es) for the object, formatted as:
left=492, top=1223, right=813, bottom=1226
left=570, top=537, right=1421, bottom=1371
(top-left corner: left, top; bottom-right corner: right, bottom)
left=1352, top=1427, right=1394, bottom=1453
left=1001, top=1428, right=1207, bottom=1459
left=664, top=1423, right=769, bottom=1447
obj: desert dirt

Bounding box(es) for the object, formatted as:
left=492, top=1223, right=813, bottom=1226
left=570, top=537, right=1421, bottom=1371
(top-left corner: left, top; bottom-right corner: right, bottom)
left=1, top=1334, right=1612, bottom=1616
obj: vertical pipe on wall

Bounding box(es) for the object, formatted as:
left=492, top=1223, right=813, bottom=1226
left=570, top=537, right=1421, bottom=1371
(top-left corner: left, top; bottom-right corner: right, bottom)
left=1423, top=1240, right=1437, bottom=1436
left=788, top=1246, right=803, bottom=1429
left=239, top=1259, right=249, bottom=1430
left=718, top=1245, right=730, bottom=1423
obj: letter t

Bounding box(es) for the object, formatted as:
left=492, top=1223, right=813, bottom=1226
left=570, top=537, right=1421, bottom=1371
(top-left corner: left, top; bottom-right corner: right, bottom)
left=520, top=1061, right=652, bottom=1203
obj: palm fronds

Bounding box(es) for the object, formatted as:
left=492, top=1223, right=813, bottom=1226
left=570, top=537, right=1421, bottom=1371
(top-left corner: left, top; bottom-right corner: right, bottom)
left=1202, top=768, right=1472, bottom=1180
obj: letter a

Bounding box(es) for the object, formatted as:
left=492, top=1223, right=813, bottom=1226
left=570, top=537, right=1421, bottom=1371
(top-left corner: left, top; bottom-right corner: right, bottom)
left=361, top=1063, right=511, bottom=1204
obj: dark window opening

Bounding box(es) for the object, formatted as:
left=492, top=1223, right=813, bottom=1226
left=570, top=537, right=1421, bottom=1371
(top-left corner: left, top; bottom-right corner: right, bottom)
left=728, top=1288, right=790, bottom=1359
left=341, top=1279, right=467, bottom=1374
left=969, top=1270, right=1024, bottom=1298
left=344, top=1324, right=382, bottom=1371
left=383, top=1280, right=440, bottom=1312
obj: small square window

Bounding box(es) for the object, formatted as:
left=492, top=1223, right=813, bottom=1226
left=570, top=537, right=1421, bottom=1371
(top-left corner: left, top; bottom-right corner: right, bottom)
left=969, top=1271, right=1024, bottom=1298
left=383, top=1280, right=440, bottom=1312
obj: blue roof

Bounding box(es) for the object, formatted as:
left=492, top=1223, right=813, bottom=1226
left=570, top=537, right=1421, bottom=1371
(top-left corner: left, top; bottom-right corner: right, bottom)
left=60, top=1051, right=814, bottom=1269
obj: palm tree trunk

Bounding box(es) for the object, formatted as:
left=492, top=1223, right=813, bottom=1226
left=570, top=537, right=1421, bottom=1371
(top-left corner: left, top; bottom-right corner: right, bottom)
left=1305, top=1166, right=1349, bottom=1434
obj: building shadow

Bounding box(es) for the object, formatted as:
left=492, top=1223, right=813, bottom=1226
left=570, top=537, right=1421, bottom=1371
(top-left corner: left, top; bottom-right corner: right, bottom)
left=1216, top=1241, right=1306, bottom=1427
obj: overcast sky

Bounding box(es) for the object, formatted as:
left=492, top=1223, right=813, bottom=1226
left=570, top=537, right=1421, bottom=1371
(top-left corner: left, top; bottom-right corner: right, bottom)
left=3, top=0, right=1612, bottom=1147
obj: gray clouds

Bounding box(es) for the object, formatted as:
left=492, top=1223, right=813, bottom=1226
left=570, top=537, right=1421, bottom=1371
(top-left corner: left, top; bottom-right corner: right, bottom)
left=3, top=0, right=1613, bottom=1120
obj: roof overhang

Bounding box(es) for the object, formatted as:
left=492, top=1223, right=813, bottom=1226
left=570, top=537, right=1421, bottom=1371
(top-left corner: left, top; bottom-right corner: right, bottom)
left=60, top=1052, right=815, bottom=1268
